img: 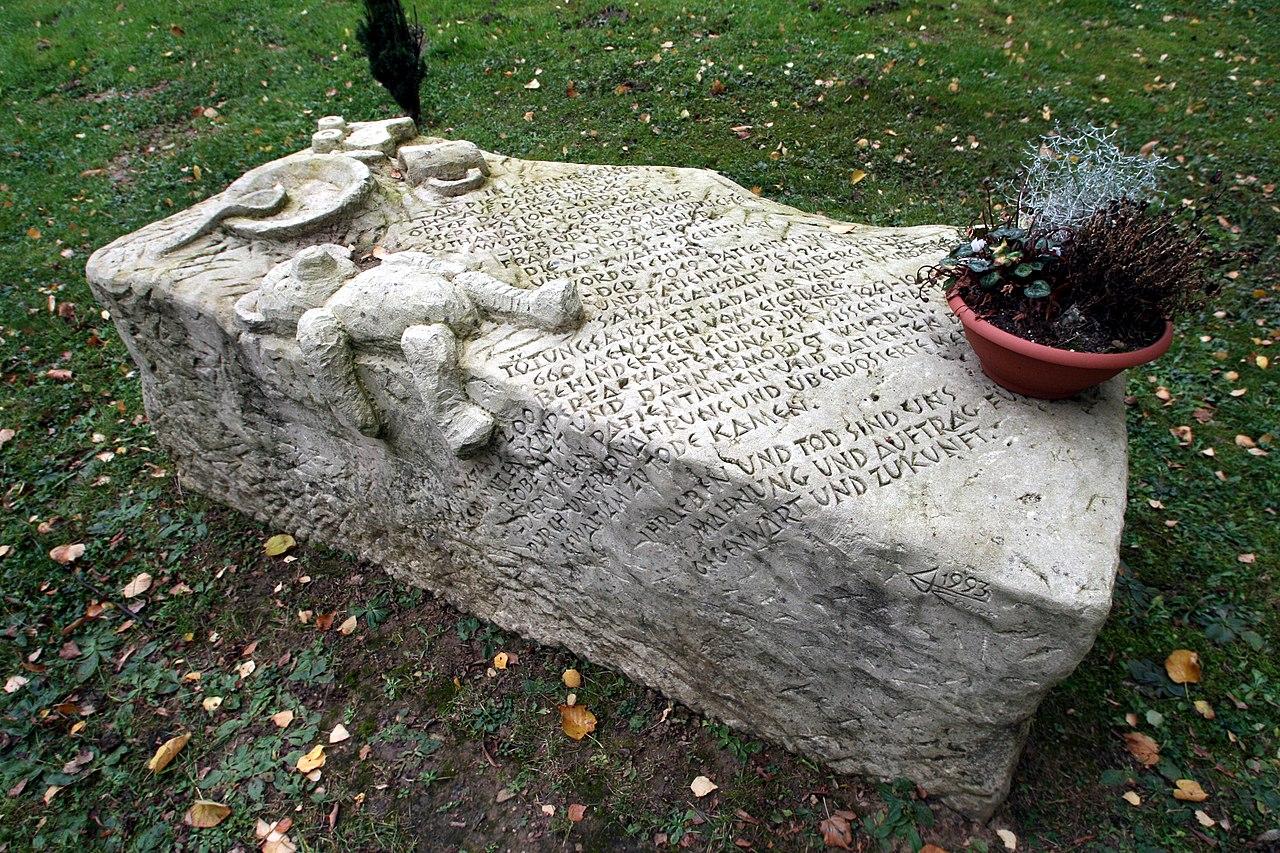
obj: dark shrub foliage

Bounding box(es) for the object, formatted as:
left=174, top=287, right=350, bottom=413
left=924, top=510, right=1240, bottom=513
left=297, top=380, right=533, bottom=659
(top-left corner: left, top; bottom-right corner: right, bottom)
left=357, top=0, right=427, bottom=124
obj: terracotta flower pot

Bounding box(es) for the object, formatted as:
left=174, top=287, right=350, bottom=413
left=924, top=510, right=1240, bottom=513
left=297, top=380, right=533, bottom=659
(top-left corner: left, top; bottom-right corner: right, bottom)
left=947, top=291, right=1174, bottom=400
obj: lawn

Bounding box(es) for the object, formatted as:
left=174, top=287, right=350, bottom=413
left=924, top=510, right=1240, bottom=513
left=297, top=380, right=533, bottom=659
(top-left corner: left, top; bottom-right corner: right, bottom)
left=1, top=0, right=1277, bottom=849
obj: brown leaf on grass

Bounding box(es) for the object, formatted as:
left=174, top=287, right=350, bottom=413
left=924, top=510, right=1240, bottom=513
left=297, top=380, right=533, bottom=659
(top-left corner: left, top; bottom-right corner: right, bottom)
left=1123, top=731, right=1160, bottom=767
left=559, top=704, right=597, bottom=740
left=46, top=369, right=73, bottom=382
left=315, top=612, right=335, bottom=632
left=0, top=428, right=15, bottom=448
left=566, top=80, right=579, bottom=98
left=710, top=78, right=727, bottom=95
left=819, top=814, right=853, bottom=849
left=183, top=800, right=230, bottom=828
left=146, top=732, right=190, bottom=773
left=921, top=845, right=950, bottom=853
left=296, top=744, right=326, bottom=772
left=690, top=775, right=718, bottom=797
left=49, top=543, right=86, bottom=565
left=1165, top=649, right=1202, bottom=684
left=1173, top=779, right=1208, bottom=802
left=122, top=572, right=152, bottom=598
left=567, top=803, right=587, bottom=822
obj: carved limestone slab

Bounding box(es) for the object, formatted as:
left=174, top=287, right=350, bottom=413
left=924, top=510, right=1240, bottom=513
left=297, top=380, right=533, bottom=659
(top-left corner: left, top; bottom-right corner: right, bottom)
left=87, top=116, right=1128, bottom=818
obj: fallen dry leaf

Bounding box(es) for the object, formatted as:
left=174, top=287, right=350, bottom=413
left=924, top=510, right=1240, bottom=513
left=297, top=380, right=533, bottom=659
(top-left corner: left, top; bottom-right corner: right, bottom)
left=146, top=732, right=190, bottom=773
left=122, top=572, right=152, bottom=598
left=1122, top=790, right=1141, bottom=806
left=690, top=775, right=718, bottom=798
left=5, top=675, right=29, bottom=693
left=524, top=78, right=541, bottom=89
left=202, top=696, right=223, bottom=712
left=996, top=828, right=1018, bottom=850
left=562, top=668, right=582, bottom=688
left=297, top=744, right=326, bottom=773
left=819, top=814, right=852, bottom=849
left=559, top=704, right=597, bottom=740
left=315, top=612, right=335, bottom=632
left=1173, top=779, right=1208, bottom=802
left=272, top=710, right=295, bottom=729
left=567, top=803, right=587, bottom=822
left=493, top=652, right=509, bottom=670
left=338, top=616, right=357, bottom=636
left=183, top=800, right=231, bottom=829
left=1165, top=649, right=1202, bottom=684
left=1123, top=731, right=1160, bottom=766
left=49, top=543, right=86, bottom=565
left=1193, top=699, right=1215, bottom=719
left=849, top=169, right=868, bottom=186
left=329, top=724, right=350, bottom=744
left=1195, top=809, right=1215, bottom=827
left=263, top=533, right=295, bottom=557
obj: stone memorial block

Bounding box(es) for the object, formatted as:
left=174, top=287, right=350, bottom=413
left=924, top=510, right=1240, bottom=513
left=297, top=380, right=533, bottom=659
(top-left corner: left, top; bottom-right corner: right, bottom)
left=88, top=116, right=1128, bottom=818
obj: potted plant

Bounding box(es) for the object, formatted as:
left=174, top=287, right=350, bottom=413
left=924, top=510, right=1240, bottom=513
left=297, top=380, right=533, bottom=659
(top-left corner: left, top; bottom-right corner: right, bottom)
left=921, top=126, right=1217, bottom=399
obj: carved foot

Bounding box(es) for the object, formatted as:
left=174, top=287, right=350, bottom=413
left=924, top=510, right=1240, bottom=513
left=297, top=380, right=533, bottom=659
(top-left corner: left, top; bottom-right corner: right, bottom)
left=530, top=279, right=586, bottom=330
left=444, top=405, right=496, bottom=458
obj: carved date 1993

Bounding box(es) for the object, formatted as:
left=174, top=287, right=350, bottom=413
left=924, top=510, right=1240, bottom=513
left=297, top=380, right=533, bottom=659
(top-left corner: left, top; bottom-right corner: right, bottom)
left=908, top=568, right=992, bottom=604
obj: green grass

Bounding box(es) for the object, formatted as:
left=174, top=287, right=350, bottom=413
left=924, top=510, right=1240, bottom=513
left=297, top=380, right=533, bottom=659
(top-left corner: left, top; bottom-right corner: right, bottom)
left=1, top=0, right=1277, bottom=849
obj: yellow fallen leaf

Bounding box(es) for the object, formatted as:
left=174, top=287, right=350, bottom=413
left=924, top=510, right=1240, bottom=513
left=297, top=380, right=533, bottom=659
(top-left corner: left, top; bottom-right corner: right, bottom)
left=493, top=652, right=509, bottom=670
left=297, top=744, right=326, bottom=772
left=1123, top=731, right=1160, bottom=767
left=263, top=534, right=296, bottom=557
left=1165, top=649, right=1202, bottom=684
left=1173, top=779, right=1208, bottom=802
left=1122, top=790, right=1141, bottom=806
left=272, top=709, right=295, bottom=728
left=1193, top=699, right=1215, bottom=720
left=559, top=704, right=597, bottom=740
left=849, top=169, right=868, bottom=186
left=183, top=800, right=231, bottom=829
left=122, top=572, right=152, bottom=598
left=690, top=775, right=718, bottom=797
left=1257, top=355, right=1269, bottom=369
left=146, top=732, right=191, bottom=773
left=562, top=668, right=582, bottom=689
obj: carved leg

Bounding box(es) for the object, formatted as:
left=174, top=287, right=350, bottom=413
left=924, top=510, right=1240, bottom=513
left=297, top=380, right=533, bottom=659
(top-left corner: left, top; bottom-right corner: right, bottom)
left=400, top=324, right=495, bottom=457
left=296, top=307, right=381, bottom=437
left=454, top=271, right=584, bottom=331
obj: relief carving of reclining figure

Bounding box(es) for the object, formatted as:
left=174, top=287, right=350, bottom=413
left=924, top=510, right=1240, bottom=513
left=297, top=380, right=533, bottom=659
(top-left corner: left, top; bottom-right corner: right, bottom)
left=235, top=246, right=585, bottom=456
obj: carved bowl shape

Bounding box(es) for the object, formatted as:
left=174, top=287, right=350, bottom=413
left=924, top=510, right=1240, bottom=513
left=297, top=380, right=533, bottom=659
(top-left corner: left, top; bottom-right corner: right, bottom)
left=948, top=291, right=1173, bottom=399
left=221, top=154, right=374, bottom=240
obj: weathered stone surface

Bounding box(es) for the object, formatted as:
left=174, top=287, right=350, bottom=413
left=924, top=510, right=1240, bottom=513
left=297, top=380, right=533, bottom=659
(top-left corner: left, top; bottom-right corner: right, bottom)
left=87, top=117, right=1128, bottom=818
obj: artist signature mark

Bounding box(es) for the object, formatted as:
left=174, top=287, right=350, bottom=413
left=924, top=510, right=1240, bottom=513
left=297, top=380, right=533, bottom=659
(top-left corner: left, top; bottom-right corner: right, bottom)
left=907, top=568, right=992, bottom=604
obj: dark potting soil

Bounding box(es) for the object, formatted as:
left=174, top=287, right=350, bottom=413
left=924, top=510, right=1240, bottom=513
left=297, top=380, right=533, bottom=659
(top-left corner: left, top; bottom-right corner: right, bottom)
left=958, top=285, right=1167, bottom=354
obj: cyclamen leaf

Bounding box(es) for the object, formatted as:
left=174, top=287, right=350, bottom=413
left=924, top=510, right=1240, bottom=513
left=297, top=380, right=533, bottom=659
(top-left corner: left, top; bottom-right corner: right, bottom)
left=1024, top=280, right=1051, bottom=298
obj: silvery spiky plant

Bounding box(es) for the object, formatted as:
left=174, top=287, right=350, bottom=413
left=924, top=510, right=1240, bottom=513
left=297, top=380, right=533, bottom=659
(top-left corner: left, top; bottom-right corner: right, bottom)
left=1016, top=125, right=1166, bottom=231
